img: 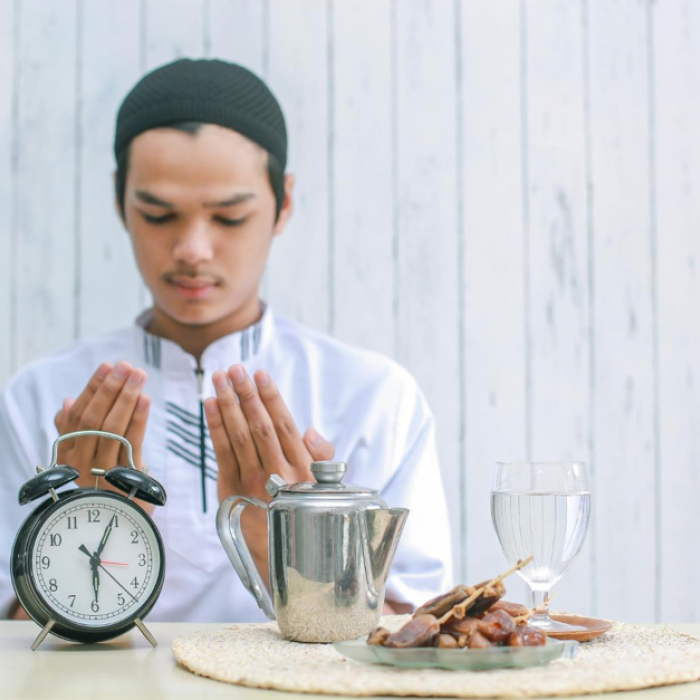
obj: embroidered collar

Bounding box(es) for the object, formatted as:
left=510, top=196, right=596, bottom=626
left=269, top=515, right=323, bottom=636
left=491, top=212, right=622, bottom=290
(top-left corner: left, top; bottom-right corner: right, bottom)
left=134, top=302, right=274, bottom=374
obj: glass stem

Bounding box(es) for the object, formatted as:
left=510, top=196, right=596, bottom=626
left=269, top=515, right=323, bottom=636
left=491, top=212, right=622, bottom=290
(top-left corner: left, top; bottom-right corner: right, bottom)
left=530, top=589, right=551, bottom=624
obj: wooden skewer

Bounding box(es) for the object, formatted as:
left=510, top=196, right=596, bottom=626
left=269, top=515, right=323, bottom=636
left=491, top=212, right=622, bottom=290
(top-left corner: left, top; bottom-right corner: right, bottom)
left=438, top=555, right=534, bottom=625
left=513, top=593, right=557, bottom=625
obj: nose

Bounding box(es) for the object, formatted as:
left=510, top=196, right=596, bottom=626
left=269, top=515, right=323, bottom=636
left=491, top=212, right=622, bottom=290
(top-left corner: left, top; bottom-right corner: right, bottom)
left=172, top=218, right=214, bottom=267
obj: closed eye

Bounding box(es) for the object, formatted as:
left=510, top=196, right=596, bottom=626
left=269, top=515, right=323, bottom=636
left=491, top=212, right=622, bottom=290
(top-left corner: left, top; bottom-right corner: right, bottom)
left=139, top=211, right=175, bottom=225
left=214, top=215, right=247, bottom=227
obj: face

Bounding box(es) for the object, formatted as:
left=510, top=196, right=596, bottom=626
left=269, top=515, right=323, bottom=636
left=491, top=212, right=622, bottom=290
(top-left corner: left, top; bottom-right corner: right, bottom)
left=121, top=125, right=293, bottom=328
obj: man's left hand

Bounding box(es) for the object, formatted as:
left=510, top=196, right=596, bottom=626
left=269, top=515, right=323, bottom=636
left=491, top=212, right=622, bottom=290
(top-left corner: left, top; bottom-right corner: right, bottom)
left=205, top=365, right=335, bottom=590
left=205, top=364, right=335, bottom=505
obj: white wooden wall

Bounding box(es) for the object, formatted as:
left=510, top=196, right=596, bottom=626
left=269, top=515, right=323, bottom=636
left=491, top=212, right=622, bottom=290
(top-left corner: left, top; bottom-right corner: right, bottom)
left=1, top=0, right=698, bottom=624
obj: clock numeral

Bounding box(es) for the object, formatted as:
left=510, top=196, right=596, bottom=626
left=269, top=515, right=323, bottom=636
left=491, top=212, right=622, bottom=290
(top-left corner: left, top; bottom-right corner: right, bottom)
left=91, top=601, right=100, bottom=613
left=67, top=516, right=78, bottom=530
left=138, top=553, right=146, bottom=567
left=48, top=579, right=58, bottom=592
left=41, top=556, right=50, bottom=570
left=68, top=595, right=76, bottom=608
left=113, top=515, right=119, bottom=528
left=87, top=509, right=101, bottom=523
left=131, top=576, right=139, bottom=590
left=117, top=593, right=125, bottom=606
left=49, top=534, right=62, bottom=547
left=131, top=530, right=139, bottom=544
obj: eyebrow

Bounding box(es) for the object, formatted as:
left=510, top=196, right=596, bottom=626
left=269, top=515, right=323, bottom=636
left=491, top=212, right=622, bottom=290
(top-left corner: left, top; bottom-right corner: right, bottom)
left=135, top=190, right=174, bottom=208
left=203, top=193, right=256, bottom=208
left=135, top=190, right=256, bottom=209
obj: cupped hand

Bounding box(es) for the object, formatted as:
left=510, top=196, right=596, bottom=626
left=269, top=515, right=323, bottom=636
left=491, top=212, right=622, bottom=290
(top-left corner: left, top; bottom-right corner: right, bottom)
left=205, top=365, right=335, bottom=505
left=204, top=365, right=335, bottom=588
left=54, top=361, right=153, bottom=513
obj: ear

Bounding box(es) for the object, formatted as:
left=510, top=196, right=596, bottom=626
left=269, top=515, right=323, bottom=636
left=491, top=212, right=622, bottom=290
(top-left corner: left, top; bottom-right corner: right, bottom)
left=272, top=173, right=295, bottom=237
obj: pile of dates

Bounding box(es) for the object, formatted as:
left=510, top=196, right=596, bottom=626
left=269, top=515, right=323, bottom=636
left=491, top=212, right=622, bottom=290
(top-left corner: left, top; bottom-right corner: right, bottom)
left=368, top=581, right=547, bottom=649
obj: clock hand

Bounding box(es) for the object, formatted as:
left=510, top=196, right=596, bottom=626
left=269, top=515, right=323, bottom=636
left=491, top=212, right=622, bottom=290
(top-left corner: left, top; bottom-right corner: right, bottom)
left=95, top=514, right=116, bottom=559
left=78, top=545, right=101, bottom=605
left=97, top=562, right=139, bottom=603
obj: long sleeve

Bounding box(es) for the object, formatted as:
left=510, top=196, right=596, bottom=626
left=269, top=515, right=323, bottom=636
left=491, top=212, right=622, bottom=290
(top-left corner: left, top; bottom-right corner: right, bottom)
left=380, top=376, right=453, bottom=608
left=0, top=379, right=47, bottom=617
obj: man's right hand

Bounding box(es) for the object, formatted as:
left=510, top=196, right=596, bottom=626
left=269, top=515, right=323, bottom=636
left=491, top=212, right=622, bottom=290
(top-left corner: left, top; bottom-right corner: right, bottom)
left=53, top=361, right=152, bottom=508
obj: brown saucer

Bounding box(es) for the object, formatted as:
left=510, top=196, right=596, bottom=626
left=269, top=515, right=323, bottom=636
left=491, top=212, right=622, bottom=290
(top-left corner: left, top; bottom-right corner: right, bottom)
left=545, top=614, right=612, bottom=642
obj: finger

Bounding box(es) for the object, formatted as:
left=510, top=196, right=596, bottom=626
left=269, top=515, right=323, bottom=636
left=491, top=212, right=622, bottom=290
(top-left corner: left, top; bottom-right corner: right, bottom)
left=54, top=398, right=74, bottom=433
left=75, top=361, right=132, bottom=467
left=204, top=397, right=242, bottom=502
left=95, top=367, right=147, bottom=467
left=212, top=371, right=262, bottom=477
left=254, top=370, right=311, bottom=469
left=124, top=394, right=150, bottom=468
left=64, top=363, right=113, bottom=435
left=123, top=398, right=153, bottom=517
left=55, top=399, right=75, bottom=462
left=303, top=427, right=336, bottom=462
left=229, top=365, right=287, bottom=474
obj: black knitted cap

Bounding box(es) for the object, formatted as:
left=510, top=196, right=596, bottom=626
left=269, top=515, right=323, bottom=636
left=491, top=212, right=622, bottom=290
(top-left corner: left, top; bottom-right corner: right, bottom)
left=114, top=58, right=287, bottom=170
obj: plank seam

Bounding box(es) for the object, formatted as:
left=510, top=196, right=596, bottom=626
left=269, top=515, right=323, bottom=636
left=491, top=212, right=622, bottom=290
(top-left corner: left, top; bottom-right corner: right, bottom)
left=262, top=0, right=270, bottom=80
left=519, top=0, right=532, bottom=461
left=390, top=0, right=400, bottom=361
left=453, top=0, right=467, bottom=585
left=136, top=0, right=148, bottom=311
left=203, top=0, right=211, bottom=58
left=9, top=0, right=21, bottom=375
left=646, top=0, right=662, bottom=626
left=580, top=0, right=597, bottom=618
left=74, top=0, right=84, bottom=340
left=327, top=0, right=335, bottom=337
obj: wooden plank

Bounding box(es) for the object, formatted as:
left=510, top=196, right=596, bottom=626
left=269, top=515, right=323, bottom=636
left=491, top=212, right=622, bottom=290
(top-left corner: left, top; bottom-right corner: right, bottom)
left=460, top=0, right=529, bottom=597
left=144, top=0, right=205, bottom=69
left=332, top=0, right=393, bottom=356
left=79, top=1, right=144, bottom=337
left=265, top=0, right=330, bottom=332
left=140, top=0, right=206, bottom=310
left=206, top=0, right=264, bottom=72
left=653, top=0, right=700, bottom=623
left=522, top=0, right=593, bottom=614
left=394, top=0, right=461, bottom=582
left=587, top=0, right=656, bottom=623
left=0, top=0, right=15, bottom=386
left=15, top=0, right=78, bottom=367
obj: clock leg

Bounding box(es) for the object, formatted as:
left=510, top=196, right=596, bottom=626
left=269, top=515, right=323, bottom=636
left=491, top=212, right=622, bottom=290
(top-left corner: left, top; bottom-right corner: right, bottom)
left=134, top=617, right=157, bottom=648
left=31, top=618, right=56, bottom=651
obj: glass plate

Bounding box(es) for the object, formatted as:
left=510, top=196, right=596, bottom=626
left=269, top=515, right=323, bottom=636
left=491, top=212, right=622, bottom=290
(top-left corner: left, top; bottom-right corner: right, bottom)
left=333, top=638, right=578, bottom=671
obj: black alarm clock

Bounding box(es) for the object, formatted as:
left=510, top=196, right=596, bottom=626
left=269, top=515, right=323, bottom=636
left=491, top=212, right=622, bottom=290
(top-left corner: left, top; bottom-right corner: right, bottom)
left=11, top=430, right=167, bottom=650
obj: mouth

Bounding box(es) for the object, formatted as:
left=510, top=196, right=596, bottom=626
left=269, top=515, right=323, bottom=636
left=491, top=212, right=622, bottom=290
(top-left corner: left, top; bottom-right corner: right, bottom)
left=167, top=276, right=219, bottom=300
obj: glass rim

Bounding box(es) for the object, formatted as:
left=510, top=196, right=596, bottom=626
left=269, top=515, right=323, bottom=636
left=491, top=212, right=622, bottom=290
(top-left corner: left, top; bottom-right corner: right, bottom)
left=495, top=461, right=586, bottom=467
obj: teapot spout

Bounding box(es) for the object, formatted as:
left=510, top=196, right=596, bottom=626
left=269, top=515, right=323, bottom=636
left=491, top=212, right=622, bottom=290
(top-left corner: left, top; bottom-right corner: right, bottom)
left=361, top=508, right=409, bottom=596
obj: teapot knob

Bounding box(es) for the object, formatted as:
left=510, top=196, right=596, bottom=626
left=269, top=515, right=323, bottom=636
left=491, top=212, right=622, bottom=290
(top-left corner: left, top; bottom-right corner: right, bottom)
left=311, top=461, right=347, bottom=485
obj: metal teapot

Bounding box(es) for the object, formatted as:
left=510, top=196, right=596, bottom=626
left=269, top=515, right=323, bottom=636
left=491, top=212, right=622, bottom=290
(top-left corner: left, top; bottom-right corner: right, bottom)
left=217, top=461, right=409, bottom=642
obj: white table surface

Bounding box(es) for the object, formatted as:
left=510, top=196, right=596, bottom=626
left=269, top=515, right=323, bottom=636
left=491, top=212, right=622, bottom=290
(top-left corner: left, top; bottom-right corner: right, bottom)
left=1, top=621, right=700, bottom=700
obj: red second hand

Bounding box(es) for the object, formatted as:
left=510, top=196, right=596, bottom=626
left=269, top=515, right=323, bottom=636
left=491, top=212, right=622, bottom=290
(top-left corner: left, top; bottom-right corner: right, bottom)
left=101, top=560, right=128, bottom=566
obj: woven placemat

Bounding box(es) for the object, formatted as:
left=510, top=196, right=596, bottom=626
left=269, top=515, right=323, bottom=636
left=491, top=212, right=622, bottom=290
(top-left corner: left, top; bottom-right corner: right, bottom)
left=172, top=616, right=700, bottom=697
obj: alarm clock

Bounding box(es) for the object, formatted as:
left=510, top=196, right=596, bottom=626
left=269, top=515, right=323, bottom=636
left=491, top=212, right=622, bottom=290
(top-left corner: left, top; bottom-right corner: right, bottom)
left=11, top=430, right=167, bottom=650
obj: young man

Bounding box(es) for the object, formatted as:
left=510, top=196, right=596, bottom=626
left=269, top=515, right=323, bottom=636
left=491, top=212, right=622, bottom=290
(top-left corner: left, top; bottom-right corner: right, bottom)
left=0, top=59, right=452, bottom=622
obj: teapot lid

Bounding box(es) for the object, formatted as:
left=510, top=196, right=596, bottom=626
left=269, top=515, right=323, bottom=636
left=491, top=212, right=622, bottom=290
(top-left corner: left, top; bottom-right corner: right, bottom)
left=265, top=461, right=379, bottom=499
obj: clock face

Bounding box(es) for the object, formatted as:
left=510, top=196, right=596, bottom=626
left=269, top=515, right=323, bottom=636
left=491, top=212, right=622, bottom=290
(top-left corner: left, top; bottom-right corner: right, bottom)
left=29, top=493, right=163, bottom=627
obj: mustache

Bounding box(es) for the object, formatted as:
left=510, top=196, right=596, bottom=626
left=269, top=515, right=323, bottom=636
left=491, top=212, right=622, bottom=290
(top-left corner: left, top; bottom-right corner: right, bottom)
left=162, top=269, right=225, bottom=284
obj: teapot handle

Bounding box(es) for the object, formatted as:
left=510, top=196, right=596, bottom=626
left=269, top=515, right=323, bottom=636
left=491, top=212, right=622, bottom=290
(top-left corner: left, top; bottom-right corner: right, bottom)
left=216, top=496, right=276, bottom=620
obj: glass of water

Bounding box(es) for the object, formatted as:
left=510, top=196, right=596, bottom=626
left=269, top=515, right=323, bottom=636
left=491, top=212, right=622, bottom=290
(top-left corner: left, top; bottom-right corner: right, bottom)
left=490, top=461, right=591, bottom=633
